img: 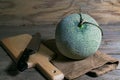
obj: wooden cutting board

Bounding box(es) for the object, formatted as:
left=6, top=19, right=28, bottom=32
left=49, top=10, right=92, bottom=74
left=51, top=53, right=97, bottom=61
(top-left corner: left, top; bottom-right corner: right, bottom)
left=1, top=34, right=64, bottom=80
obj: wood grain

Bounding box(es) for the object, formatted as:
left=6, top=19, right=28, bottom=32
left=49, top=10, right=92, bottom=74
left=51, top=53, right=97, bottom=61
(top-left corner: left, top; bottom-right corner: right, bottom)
left=0, top=0, right=120, bottom=80
left=0, top=0, right=79, bottom=26
left=79, top=0, right=120, bottom=25
left=0, top=0, right=120, bottom=26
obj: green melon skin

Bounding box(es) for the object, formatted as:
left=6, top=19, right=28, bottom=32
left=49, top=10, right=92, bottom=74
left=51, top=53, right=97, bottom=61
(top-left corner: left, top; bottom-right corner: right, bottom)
left=55, top=13, right=102, bottom=60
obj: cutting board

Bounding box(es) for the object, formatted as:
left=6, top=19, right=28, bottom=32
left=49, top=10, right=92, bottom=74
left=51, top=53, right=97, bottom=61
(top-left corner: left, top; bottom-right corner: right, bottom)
left=1, top=34, right=64, bottom=80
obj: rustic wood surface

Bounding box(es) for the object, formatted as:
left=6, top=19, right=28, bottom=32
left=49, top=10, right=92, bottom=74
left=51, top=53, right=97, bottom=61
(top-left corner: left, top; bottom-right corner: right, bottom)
left=0, top=0, right=120, bottom=26
left=0, top=0, right=120, bottom=80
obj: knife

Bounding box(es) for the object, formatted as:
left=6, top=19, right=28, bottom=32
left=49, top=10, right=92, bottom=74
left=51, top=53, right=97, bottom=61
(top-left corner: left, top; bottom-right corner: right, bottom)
left=1, top=33, right=64, bottom=80
left=17, top=33, right=41, bottom=71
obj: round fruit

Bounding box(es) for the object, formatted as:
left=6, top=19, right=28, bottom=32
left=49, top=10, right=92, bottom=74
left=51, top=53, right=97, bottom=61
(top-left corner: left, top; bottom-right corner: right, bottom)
left=55, top=13, right=102, bottom=59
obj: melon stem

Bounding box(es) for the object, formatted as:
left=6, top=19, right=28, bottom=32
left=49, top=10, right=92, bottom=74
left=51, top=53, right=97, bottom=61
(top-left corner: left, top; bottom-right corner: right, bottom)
left=78, top=13, right=84, bottom=28
left=78, top=13, right=103, bottom=36
left=78, top=20, right=85, bottom=28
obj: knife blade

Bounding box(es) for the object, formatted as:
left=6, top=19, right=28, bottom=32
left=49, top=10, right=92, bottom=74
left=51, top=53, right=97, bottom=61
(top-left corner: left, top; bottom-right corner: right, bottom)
left=17, top=33, right=41, bottom=71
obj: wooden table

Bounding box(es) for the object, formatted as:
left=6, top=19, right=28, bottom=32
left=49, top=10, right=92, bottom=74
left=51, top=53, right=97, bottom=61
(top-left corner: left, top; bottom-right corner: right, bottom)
left=0, top=0, right=120, bottom=80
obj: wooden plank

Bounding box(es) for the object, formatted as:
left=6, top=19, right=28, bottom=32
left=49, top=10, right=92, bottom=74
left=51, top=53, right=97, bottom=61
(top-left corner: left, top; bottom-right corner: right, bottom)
left=0, top=25, right=56, bottom=40
left=0, top=0, right=120, bottom=26
left=79, top=0, right=120, bottom=25
left=0, top=0, right=79, bottom=26
left=1, top=25, right=120, bottom=55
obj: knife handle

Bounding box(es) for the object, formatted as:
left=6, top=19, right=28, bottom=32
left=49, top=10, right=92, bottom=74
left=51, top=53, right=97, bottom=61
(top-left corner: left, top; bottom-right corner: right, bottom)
left=36, top=60, right=64, bottom=80
left=17, top=49, right=35, bottom=71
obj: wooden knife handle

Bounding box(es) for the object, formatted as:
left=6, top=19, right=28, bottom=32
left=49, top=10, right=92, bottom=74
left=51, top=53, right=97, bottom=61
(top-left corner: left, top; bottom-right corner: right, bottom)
left=36, top=60, right=64, bottom=80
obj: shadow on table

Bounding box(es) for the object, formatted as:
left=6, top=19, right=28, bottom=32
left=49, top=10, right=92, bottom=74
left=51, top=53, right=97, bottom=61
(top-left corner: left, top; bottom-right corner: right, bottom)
left=0, top=42, right=20, bottom=76
left=5, top=62, right=20, bottom=76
